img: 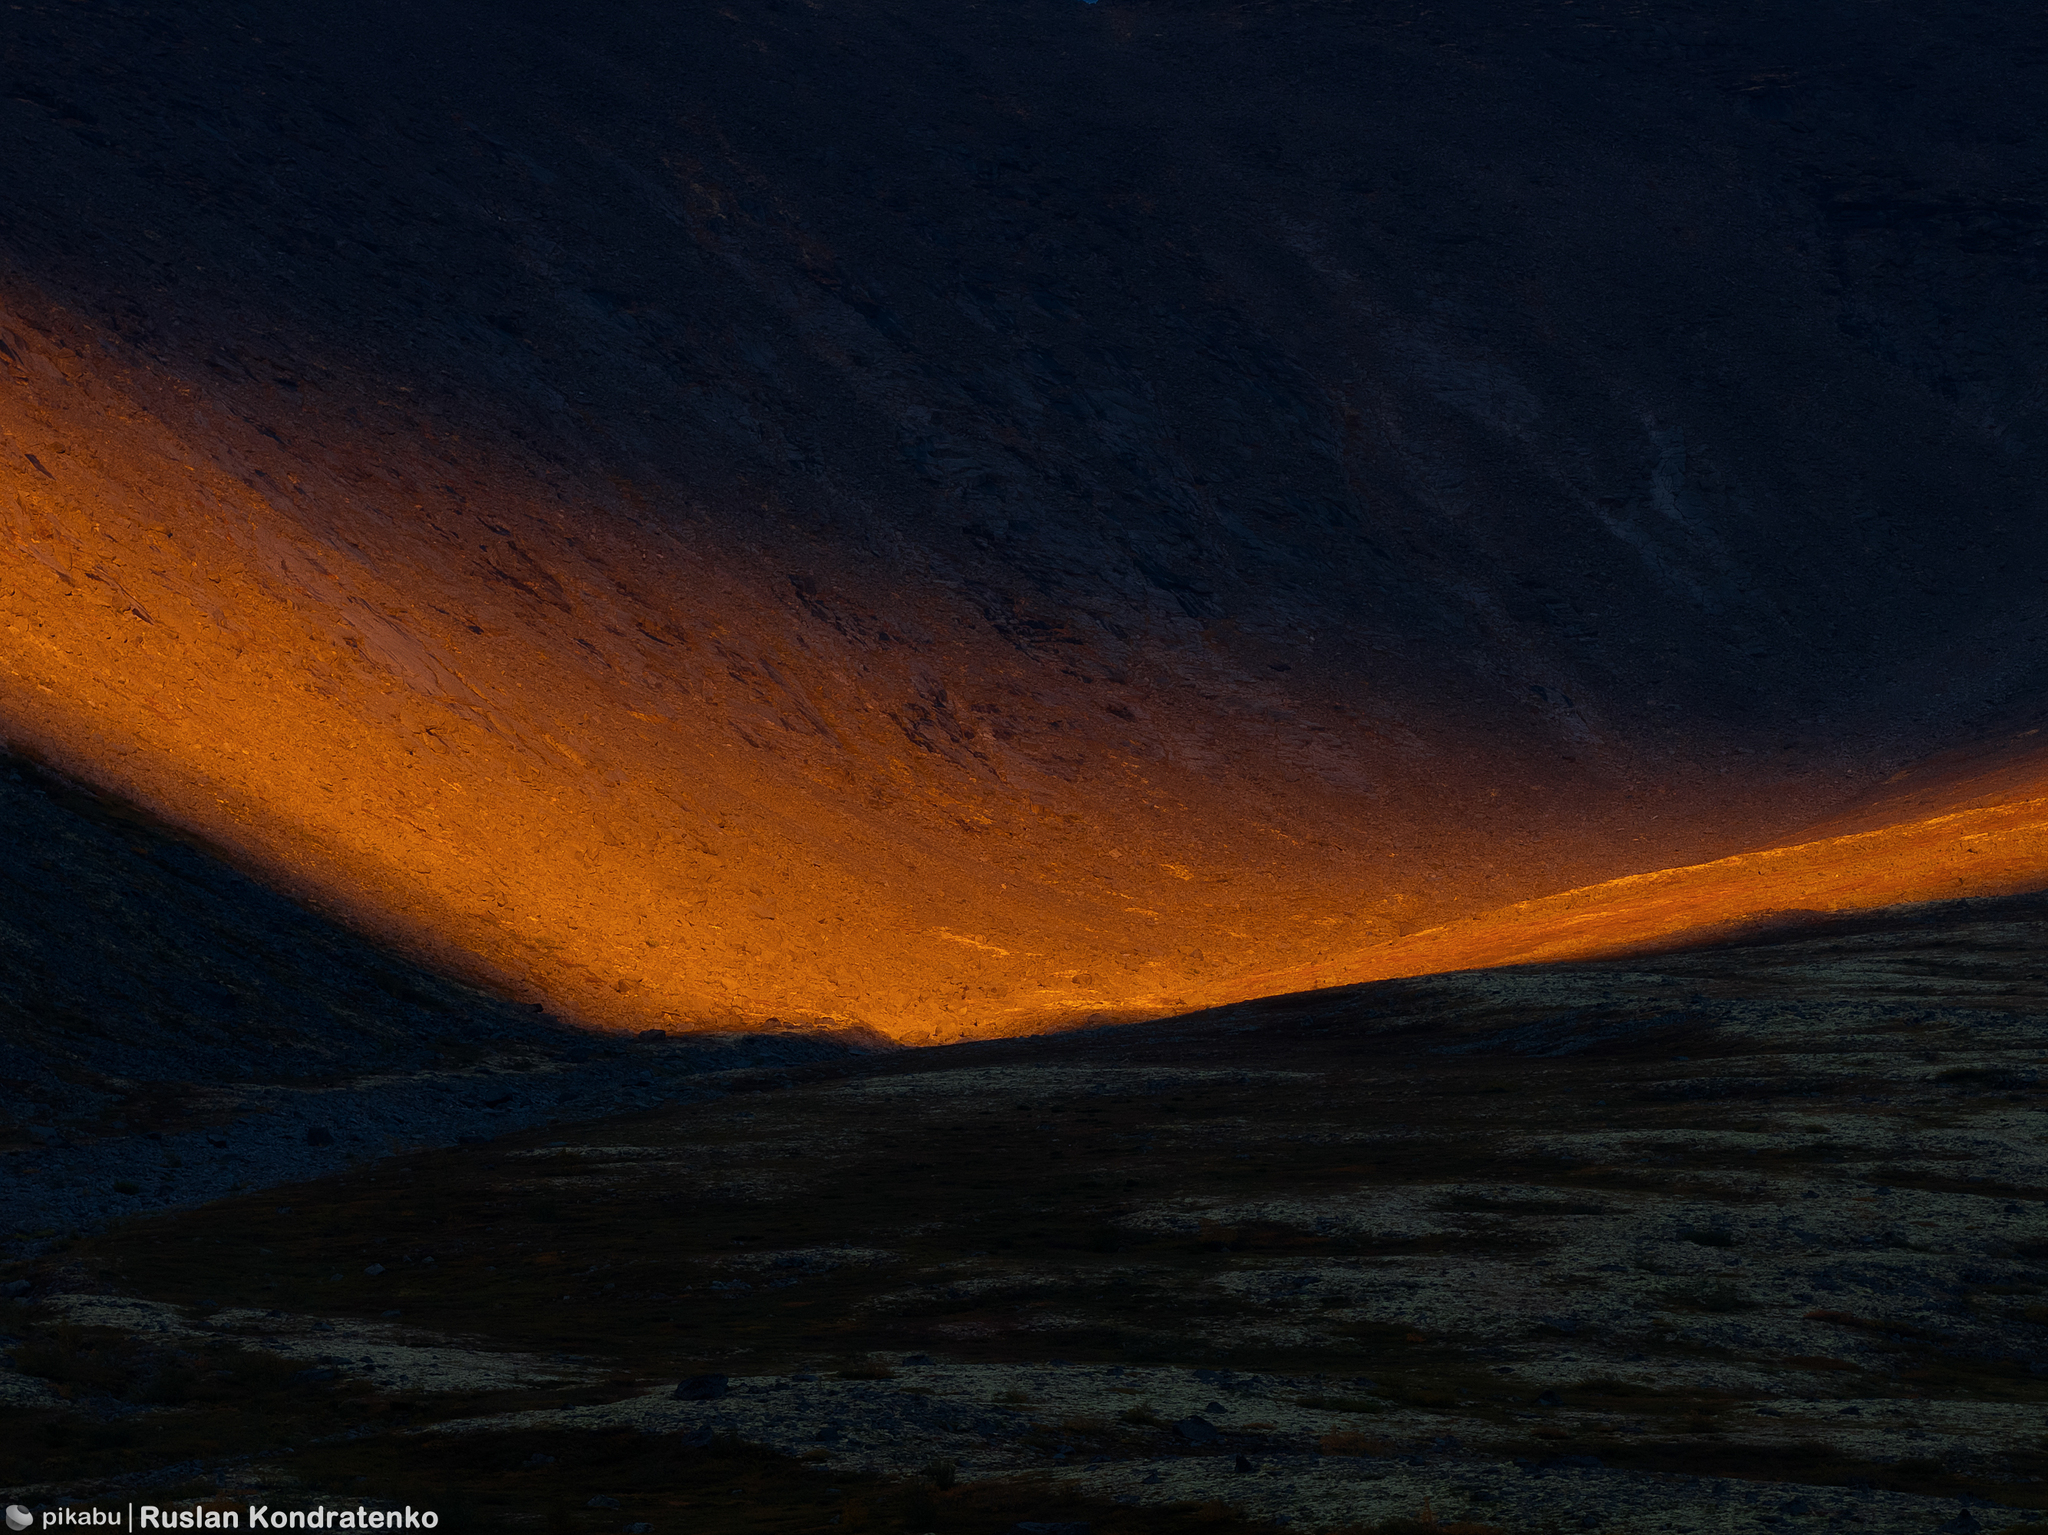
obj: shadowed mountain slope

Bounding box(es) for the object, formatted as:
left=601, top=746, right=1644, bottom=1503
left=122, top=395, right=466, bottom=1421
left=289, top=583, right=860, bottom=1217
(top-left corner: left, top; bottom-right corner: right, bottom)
left=0, top=751, right=564, bottom=1087
left=0, top=748, right=876, bottom=1232
left=2, top=0, right=2044, bottom=1036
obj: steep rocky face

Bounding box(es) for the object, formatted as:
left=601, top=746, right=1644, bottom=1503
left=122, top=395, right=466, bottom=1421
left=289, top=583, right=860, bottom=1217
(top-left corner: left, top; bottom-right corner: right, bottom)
left=1, top=0, right=2042, bottom=1037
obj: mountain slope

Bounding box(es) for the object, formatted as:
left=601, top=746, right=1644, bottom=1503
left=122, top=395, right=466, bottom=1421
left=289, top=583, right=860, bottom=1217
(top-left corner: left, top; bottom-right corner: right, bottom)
left=2, top=0, right=2044, bottom=1036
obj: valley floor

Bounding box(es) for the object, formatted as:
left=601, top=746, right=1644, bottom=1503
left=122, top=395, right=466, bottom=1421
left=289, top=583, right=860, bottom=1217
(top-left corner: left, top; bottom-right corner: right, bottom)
left=6, top=892, right=2048, bottom=1533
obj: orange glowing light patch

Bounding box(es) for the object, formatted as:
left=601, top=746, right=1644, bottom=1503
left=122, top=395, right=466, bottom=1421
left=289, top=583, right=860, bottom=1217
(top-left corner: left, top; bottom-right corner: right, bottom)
left=1, top=292, right=2042, bottom=1042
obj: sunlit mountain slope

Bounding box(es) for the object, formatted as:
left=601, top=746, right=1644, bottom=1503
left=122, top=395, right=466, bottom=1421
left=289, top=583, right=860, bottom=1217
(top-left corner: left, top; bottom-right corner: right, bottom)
left=1194, top=732, right=2048, bottom=1013
left=2, top=0, right=2044, bottom=1038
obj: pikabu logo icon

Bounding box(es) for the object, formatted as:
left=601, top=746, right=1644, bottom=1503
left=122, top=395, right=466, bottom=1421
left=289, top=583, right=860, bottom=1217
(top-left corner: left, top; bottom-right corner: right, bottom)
left=7, top=1507, right=34, bottom=1532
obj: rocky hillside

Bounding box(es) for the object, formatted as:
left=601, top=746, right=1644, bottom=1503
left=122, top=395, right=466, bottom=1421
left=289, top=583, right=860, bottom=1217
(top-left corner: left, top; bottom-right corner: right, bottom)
left=2, top=0, right=2043, bottom=1036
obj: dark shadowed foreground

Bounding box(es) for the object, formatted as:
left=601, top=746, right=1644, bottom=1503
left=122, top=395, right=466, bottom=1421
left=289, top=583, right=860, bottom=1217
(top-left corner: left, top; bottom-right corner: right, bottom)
left=6, top=892, right=2047, bottom=1532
